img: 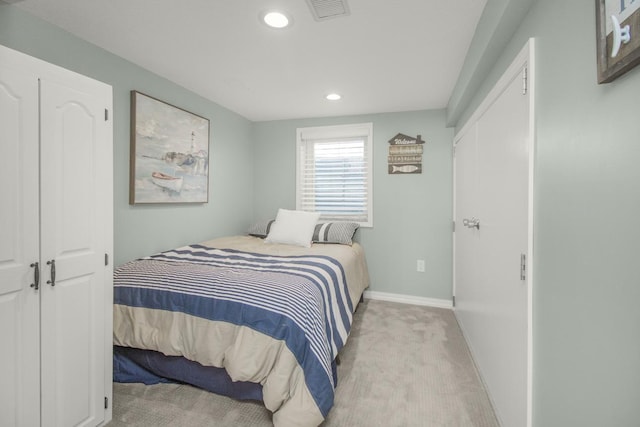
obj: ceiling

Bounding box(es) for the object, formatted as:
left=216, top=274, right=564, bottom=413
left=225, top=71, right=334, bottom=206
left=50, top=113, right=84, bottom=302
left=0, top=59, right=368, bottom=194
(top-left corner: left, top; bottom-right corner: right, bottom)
left=14, top=0, right=487, bottom=122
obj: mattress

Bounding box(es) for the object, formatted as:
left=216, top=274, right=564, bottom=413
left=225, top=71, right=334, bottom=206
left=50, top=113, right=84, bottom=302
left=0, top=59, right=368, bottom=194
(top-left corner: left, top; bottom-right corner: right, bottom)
left=113, top=235, right=369, bottom=427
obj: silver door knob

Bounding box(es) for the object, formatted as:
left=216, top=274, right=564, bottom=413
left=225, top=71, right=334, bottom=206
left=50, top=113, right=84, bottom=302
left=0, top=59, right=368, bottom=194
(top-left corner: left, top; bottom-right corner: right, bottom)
left=463, top=217, right=480, bottom=230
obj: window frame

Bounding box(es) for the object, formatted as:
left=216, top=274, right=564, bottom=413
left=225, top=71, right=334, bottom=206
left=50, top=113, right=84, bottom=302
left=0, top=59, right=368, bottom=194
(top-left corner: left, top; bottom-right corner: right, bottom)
left=296, top=122, right=373, bottom=227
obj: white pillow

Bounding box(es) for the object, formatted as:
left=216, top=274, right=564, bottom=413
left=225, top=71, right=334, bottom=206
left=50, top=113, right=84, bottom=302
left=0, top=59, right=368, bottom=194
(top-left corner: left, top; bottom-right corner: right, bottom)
left=265, top=209, right=321, bottom=248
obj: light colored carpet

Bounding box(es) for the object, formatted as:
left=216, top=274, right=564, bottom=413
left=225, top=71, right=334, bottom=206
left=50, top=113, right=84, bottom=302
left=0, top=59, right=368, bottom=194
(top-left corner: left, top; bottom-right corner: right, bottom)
left=109, top=299, right=499, bottom=427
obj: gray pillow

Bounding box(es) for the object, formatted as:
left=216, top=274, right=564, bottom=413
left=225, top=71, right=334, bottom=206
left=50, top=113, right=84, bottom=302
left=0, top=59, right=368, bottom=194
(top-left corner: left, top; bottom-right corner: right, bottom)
left=312, top=222, right=359, bottom=245
left=247, top=219, right=275, bottom=238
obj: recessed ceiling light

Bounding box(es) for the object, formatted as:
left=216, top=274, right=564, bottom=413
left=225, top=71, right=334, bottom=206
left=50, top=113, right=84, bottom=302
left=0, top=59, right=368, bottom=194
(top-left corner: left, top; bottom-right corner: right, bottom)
left=262, top=11, right=291, bottom=29
left=326, top=93, right=341, bottom=101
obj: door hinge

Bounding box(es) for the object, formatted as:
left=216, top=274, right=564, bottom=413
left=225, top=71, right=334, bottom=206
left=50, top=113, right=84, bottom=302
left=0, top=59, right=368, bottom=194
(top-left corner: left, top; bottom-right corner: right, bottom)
left=105, top=253, right=109, bottom=266
left=520, top=253, right=527, bottom=281
left=522, top=67, right=528, bottom=95
left=105, top=396, right=109, bottom=409
left=105, top=108, right=109, bottom=121
left=452, top=220, right=456, bottom=232
left=452, top=295, right=456, bottom=307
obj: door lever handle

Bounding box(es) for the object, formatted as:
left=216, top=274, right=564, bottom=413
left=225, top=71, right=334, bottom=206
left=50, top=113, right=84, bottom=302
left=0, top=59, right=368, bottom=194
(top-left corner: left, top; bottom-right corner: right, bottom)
left=463, top=217, right=480, bottom=230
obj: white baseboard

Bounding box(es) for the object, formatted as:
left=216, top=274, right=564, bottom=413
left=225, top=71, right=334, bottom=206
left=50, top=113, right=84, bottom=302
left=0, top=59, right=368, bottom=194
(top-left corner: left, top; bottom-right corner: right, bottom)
left=363, top=290, right=453, bottom=309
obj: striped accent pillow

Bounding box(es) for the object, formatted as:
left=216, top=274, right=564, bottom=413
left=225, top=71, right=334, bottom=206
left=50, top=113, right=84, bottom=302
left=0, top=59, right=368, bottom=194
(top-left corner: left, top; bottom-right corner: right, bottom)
left=312, top=222, right=359, bottom=245
left=247, top=219, right=275, bottom=238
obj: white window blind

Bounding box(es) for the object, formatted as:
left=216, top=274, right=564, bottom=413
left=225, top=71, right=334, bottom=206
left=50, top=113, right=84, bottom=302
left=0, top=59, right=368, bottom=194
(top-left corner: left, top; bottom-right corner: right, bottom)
left=296, top=123, right=373, bottom=227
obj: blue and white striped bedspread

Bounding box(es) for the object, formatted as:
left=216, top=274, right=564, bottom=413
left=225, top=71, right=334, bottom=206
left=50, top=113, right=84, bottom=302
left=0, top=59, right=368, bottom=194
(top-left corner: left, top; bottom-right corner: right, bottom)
left=113, top=244, right=354, bottom=418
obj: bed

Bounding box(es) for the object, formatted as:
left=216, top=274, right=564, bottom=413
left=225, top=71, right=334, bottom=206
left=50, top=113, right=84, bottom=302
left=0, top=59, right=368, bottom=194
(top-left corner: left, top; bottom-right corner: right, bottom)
left=113, top=231, right=369, bottom=427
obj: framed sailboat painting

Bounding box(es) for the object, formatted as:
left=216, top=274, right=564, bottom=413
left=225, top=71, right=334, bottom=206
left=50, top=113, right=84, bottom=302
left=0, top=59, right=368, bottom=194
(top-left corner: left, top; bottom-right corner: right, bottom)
left=129, top=91, right=210, bottom=204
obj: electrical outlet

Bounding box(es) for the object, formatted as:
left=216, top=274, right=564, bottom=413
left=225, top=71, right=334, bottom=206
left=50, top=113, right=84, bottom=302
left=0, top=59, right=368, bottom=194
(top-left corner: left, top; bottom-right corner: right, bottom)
left=416, top=259, right=425, bottom=273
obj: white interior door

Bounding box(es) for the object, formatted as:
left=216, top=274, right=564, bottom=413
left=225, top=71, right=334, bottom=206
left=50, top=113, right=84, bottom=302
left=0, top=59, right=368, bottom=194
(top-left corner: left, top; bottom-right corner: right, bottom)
left=39, top=72, right=110, bottom=427
left=453, top=126, right=480, bottom=313
left=0, top=50, right=41, bottom=427
left=454, top=41, right=534, bottom=427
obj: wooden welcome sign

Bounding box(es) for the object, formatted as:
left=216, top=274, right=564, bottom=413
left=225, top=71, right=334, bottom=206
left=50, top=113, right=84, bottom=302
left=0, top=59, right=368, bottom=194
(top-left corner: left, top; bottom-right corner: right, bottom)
left=387, top=133, right=425, bottom=174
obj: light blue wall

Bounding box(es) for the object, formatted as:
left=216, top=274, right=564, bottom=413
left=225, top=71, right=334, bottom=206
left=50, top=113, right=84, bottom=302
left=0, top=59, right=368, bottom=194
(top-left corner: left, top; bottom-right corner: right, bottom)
left=0, top=5, right=455, bottom=301
left=446, top=0, right=535, bottom=126
left=253, top=111, right=454, bottom=301
left=0, top=5, right=255, bottom=266
left=451, top=0, right=640, bottom=425
left=9, top=5, right=638, bottom=424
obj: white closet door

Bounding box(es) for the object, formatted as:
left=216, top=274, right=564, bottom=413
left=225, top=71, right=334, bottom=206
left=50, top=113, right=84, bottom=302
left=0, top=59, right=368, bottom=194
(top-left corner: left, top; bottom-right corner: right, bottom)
left=39, top=73, right=110, bottom=427
left=453, top=126, right=480, bottom=311
left=473, top=66, right=530, bottom=427
left=0, top=52, right=41, bottom=427
left=454, top=40, right=534, bottom=427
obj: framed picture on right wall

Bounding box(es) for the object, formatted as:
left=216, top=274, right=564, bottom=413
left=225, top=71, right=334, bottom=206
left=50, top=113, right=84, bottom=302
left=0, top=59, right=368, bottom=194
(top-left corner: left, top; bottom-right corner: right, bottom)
left=596, top=0, right=640, bottom=83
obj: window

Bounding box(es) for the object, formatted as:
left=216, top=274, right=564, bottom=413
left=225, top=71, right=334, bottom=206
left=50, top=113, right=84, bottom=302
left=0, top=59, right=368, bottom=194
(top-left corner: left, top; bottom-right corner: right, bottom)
left=296, top=123, right=373, bottom=227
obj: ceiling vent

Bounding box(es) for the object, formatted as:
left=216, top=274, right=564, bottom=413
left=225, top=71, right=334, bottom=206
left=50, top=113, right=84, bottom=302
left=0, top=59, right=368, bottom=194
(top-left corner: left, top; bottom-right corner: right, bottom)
left=306, top=0, right=351, bottom=21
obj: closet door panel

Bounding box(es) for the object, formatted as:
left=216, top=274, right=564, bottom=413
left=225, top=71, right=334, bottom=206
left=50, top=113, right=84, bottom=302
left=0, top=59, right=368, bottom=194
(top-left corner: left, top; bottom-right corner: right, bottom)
left=39, top=75, right=108, bottom=427
left=469, top=68, right=530, bottom=427
left=454, top=127, right=480, bottom=318
left=0, top=60, right=40, bottom=427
